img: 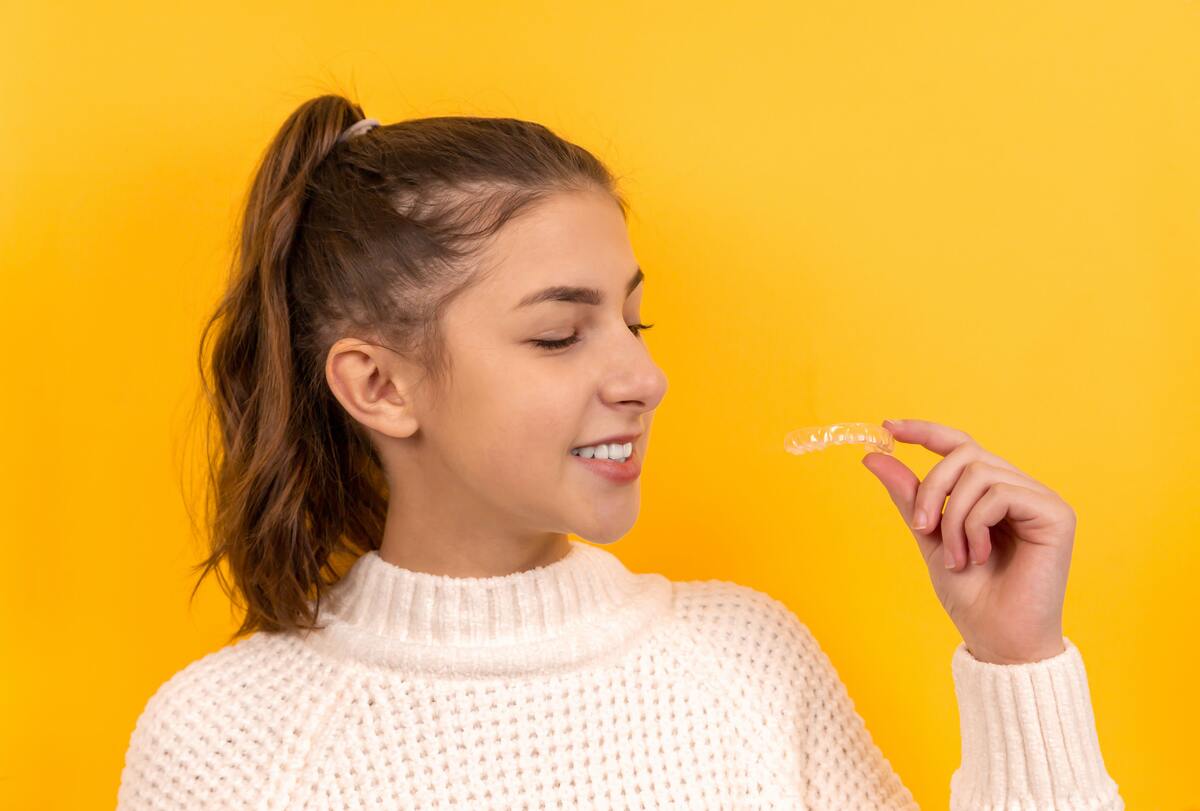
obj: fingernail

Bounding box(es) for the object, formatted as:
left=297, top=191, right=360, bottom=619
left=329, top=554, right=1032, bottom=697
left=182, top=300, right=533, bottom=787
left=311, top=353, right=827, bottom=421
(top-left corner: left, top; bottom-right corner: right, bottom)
left=912, top=510, right=927, bottom=530
left=884, top=419, right=901, bottom=429
left=945, top=554, right=956, bottom=569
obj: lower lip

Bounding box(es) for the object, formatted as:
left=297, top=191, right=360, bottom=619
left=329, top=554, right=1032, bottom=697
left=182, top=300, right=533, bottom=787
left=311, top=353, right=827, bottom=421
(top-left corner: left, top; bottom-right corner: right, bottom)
left=570, top=446, right=642, bottom=483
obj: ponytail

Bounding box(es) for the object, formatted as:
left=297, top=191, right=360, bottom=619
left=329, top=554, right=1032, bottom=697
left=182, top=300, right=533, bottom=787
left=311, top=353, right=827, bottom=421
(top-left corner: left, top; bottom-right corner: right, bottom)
left=186, top=94, right=626, bottom=640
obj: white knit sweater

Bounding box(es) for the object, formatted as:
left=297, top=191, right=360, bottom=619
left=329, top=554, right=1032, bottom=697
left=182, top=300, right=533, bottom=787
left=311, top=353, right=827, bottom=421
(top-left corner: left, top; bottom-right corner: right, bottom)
left=116, top=540, right=1124, bottom=809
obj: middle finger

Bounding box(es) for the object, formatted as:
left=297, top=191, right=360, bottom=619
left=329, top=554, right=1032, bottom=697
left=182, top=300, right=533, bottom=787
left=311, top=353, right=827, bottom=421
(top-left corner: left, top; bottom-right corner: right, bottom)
left=914, top=442, right=1056, bottom=538
left=939, top=461, right=1043, bottom=569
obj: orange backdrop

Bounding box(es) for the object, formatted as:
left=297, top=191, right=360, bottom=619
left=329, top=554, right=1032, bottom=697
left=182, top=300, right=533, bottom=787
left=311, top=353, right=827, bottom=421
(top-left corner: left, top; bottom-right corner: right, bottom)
left=3, top=1, right=1197, bottom=808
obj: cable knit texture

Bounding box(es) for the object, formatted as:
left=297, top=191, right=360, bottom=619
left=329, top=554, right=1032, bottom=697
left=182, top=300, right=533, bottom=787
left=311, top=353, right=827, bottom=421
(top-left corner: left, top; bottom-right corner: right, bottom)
left=117, top=540, right=1123, bottom=809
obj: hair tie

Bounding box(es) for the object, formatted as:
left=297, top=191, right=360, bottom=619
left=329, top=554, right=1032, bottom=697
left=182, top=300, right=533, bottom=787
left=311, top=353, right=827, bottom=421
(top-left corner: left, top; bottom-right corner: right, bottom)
left=336, top=117, right=380, bottom=144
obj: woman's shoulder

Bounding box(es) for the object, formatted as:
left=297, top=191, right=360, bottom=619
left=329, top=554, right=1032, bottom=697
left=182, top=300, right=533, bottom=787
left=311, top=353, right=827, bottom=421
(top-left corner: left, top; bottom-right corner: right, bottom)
left=660, top=577, right=836, bottom=727
left=667, top=576, right=819, bottom=667
left=116, top=631, right=333, bottom=808
left=133, top=631, right=308, bottom=710
left=671, top=576, right=811, bottom=633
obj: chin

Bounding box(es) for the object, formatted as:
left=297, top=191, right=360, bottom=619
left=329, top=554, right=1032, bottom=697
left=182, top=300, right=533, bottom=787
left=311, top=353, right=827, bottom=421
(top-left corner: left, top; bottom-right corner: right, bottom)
left=571, top=515, right=638, bottom=545
left=559, top=484, right=641, bottom=544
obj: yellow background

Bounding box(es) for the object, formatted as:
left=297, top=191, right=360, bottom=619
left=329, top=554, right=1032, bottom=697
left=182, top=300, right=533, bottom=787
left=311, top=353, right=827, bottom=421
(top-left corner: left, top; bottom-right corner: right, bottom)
left=3, top=1, right=1197, bottom=808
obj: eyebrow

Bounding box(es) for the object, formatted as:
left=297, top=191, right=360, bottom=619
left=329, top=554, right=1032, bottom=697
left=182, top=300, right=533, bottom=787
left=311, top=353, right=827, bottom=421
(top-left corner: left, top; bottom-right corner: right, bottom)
left=513, top=267, right=644, bottom=310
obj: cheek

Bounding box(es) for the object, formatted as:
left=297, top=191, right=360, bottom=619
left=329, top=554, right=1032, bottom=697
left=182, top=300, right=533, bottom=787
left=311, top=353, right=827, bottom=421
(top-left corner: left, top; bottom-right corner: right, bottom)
left=511, top=392, right=581, bottom=454
left=501, top=367, right=584, bottom=433
left=454, top=349, right=588, bottom=460
left=466, top=385, right=582, bottom=461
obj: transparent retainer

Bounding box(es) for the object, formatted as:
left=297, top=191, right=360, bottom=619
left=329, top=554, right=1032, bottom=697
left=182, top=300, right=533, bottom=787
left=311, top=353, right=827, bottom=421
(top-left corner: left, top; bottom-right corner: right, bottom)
left=784, top=422, right=895, bottom=456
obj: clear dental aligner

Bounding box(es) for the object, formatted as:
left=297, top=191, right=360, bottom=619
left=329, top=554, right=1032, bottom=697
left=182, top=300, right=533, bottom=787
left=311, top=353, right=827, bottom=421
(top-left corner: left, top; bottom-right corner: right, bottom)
left=784, top=422, right=895, bottom=456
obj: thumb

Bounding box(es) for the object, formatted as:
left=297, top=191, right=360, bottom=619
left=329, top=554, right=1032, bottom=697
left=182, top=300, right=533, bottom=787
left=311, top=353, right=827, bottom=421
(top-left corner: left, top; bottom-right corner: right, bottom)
left=861, top=452, right=940, bottom=560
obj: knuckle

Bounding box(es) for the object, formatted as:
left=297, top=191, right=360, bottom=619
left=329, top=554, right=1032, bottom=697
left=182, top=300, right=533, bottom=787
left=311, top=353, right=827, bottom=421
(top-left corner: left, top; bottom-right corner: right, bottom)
left=966, top=459, right=989, bottom=477
left=954, top=443, right=982, bottom=467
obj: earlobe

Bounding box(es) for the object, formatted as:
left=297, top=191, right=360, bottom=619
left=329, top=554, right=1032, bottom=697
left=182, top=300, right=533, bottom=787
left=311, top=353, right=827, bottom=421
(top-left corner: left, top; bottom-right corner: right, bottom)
left=325, top=338, right=420, bottom=440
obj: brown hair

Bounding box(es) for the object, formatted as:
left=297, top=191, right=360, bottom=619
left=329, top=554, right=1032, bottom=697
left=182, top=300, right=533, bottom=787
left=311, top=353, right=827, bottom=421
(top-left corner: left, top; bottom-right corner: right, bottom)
left=183, top=94, right=628, bottom=642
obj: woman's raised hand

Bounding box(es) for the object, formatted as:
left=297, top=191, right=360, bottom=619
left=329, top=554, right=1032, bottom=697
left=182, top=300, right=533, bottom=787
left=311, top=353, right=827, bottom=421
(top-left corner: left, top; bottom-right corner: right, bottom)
left=861, top=418, right=1075, bottom=665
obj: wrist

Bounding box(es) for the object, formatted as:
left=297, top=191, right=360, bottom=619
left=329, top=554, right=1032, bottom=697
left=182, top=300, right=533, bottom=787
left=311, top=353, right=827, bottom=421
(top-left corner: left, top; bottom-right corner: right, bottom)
left=965, top=636, right=1066, bottom=665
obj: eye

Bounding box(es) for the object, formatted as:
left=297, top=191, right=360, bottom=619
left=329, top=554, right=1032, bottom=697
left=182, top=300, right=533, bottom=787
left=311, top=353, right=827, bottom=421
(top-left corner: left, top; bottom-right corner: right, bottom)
left=532, top=334, right=581, bottom=351
left=532, top=322, right=655, bottom=351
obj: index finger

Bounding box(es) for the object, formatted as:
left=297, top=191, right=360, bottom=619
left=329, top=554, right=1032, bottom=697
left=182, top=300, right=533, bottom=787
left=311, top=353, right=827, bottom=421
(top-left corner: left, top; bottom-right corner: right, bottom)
left=883, top=418, right=974, bottom=458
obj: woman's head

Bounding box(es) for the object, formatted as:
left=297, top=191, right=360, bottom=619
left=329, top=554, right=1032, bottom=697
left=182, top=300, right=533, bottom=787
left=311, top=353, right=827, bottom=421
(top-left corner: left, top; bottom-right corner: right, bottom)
left=189, top=94, right=667, bottom=638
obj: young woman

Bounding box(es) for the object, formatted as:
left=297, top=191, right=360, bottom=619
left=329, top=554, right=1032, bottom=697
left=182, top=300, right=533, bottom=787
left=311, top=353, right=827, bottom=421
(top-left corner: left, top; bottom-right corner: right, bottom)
left=116, top=95, right=1123, bottom=809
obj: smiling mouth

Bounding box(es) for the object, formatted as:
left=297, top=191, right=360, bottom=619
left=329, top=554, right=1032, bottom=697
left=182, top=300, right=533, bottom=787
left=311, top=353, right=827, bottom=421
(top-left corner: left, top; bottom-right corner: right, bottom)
left=568, top=444, right=642, bottom=482
left=570, top=443, right=634, bottom=461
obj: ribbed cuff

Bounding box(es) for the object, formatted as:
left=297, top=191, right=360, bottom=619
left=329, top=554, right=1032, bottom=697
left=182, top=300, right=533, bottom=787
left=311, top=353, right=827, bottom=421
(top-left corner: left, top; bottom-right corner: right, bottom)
left=949, top=637, right=1124, bottom=810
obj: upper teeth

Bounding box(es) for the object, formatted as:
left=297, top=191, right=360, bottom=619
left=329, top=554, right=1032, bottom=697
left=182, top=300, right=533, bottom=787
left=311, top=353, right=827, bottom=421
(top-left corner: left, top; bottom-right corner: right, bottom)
left=572, top=442, right=633, bottom=460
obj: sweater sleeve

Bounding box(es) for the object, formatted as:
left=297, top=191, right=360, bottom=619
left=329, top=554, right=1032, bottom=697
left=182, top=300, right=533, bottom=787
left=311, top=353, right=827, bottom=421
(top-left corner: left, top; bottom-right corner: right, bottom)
left=949, top=636, right=1125, bottom=809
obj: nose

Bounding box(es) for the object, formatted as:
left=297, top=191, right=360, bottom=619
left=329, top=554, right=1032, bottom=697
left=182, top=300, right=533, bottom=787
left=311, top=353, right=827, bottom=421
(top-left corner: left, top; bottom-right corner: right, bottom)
left=601, top=341, right=668, bottom=412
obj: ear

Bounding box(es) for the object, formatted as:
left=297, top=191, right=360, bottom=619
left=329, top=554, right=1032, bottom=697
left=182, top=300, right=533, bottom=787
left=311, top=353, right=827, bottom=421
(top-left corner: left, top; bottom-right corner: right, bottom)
left=324, top=337, right=421, bottom=440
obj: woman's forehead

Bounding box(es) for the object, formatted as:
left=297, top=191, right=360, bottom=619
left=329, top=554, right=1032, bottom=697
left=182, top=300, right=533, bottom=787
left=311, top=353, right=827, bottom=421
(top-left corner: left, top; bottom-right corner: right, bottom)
left=475, top=193, right=637, bottom=302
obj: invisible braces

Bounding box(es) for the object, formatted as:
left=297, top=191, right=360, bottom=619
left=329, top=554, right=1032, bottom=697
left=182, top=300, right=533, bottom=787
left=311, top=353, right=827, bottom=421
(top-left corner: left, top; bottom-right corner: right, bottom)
left=784, top=422, right=895, bottom=456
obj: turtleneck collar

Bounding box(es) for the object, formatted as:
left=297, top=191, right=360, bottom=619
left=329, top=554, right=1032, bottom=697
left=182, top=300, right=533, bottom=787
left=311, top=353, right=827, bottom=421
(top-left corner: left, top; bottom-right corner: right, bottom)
left=298, top=539, right=674, bottom=678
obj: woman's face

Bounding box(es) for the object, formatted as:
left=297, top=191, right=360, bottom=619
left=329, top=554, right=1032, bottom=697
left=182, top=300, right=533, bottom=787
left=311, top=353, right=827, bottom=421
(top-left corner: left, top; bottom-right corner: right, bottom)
left=375, top=187, right=669, bottom=547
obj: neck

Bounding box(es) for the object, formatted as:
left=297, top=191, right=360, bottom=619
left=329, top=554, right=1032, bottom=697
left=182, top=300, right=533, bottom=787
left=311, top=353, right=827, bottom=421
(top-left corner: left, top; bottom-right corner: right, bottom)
left=377, top=533, right=572, bottom=579
left=375, top=471, right=573, bottom=578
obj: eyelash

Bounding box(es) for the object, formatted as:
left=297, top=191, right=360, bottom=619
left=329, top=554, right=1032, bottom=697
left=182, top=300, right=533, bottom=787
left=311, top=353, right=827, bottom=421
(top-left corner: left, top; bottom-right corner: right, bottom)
left=533, top=323, right=655, bottom=351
